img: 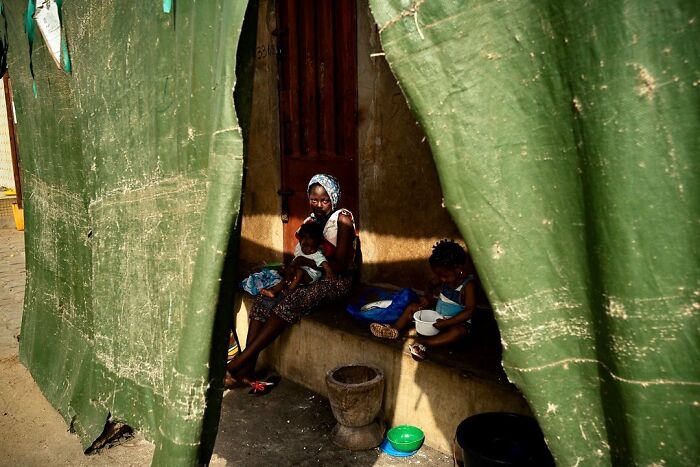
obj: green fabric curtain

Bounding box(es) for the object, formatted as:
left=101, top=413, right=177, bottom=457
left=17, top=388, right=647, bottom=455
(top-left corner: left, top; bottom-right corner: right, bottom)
left=370, top=0, right=699, bottom=464
left=7, top=1, right=247, bottom=464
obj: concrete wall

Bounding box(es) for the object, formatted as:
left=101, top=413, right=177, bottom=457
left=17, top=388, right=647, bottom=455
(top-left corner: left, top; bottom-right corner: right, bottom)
left=239, top=0, right=284, bottom=267
left=356, top=1, right=463, bottom=288
left=239, top=0, right=463, bottom=289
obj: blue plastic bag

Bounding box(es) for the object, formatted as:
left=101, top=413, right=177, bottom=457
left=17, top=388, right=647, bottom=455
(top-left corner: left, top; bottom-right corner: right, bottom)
left=346, top=288, right=418, bottom=324
left=240, top=268, right=282, bottom=296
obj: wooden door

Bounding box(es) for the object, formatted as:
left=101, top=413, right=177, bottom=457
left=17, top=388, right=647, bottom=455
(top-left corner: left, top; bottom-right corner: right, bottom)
left=2, top=74, right=21, bottom=208
left=276, top=0, right=358, bottom=257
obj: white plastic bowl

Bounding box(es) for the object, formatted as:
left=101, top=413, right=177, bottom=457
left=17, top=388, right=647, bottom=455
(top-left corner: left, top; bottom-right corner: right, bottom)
left=413, top=309, right=443, bottom=336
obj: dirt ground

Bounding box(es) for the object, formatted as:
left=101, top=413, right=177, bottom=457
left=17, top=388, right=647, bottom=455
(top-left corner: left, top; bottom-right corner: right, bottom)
left=215, top=380, right=453, bottom=466
left=0, top=228, right=155, bottom=466
left=0, top=227, right=453, bottom=466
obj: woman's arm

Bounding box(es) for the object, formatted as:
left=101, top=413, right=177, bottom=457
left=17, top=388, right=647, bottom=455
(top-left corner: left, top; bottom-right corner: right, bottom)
left=325, top=212, right=355, bottom=274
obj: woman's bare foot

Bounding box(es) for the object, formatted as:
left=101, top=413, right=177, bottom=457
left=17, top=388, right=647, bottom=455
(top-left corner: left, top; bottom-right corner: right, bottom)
left=224, top=370, right=253, bottom=389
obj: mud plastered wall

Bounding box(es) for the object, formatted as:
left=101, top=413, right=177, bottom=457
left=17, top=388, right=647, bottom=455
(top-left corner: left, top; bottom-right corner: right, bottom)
left=239, top=0, right=284, bottom=268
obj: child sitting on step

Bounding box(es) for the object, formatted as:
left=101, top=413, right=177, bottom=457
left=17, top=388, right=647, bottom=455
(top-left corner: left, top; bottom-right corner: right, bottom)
left=261, top=222, right=334, bottom=298
left=370, top=239, right=476, bottom=360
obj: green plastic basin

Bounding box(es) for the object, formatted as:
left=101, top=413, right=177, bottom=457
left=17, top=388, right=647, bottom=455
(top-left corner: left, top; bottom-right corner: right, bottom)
left=386, top=425, right=425, bottom=452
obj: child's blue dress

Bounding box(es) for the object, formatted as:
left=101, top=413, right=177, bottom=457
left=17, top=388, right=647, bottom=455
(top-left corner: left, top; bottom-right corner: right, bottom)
left=436, top=275, right=475, bottom=320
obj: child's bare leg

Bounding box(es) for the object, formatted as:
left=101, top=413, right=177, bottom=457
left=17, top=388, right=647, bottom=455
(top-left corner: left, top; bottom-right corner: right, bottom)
left=261, top=281, right=285, bottom=298
left=408, top=325, right=468, bottom=361
left=287, top=269, right=312, bottom=291
left=416, top=325, right=468, bottom=348
left=393, top=305, right=419, bottom=332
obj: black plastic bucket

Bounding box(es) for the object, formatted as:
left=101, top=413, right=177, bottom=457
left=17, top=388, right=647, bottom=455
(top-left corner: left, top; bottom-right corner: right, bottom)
left=456, top=412, right=554, bottom=466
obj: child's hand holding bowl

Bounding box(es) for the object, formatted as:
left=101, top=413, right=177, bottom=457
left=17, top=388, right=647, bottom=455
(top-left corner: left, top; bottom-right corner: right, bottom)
left=432, top=317, right=449, bottom=330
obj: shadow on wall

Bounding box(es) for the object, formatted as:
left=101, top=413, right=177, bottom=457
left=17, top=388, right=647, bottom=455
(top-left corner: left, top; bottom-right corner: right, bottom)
left=236, top=234, right=490, bottom=306
left=237, top=234, right=429, bottom=289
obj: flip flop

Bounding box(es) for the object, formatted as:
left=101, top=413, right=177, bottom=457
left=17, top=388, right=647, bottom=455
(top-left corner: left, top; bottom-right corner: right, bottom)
left=408, top=343, right=426, bottom=361
left=370, top=323, right=399, bottom=340
left=248, top=375, right=281, bottom=395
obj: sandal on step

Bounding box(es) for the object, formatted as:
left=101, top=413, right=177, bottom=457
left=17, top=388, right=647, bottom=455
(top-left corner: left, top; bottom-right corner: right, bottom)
left=408, top=343, right=427, bottom=361
left=248, top=375, right=281, bottom=396
left=370, top=323, right=399, bottom=340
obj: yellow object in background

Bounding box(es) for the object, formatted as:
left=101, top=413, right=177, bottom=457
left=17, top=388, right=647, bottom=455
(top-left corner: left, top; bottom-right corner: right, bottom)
left=227, top=331, right=239, bottom=362
left=3, top=189, right=16, bottom=196
left=12, top=203, right=23, bottom=231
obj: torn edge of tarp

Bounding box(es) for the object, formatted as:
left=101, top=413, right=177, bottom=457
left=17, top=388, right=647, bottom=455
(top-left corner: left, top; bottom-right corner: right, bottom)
left=24, top=0, right=72, bottom=97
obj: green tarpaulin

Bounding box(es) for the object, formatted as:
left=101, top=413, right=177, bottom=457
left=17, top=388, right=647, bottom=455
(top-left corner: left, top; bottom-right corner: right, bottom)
left=370, top=0, right=699, bottom=465
left=7, top=1, right=246, bottom=464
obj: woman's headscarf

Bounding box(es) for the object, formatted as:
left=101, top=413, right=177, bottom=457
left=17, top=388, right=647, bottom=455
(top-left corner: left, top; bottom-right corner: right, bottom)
left=308, top=174, right=341, bottom=212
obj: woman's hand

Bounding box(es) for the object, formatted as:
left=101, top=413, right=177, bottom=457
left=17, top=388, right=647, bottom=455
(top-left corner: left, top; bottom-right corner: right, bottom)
left=321, top=262, right=336, bottom=280
left=432, top=318, right=449, bottom=330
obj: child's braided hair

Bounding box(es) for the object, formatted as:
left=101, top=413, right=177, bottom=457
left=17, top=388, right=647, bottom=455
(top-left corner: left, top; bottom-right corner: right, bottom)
left=429, top=239, right=467, bottom=268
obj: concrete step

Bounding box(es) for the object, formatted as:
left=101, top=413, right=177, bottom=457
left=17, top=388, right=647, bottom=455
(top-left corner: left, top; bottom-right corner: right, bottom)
left=233, top=293, right=531, bottom=455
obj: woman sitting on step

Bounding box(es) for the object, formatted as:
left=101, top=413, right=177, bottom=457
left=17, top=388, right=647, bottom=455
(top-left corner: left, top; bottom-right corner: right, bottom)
left=226, top=174, right=360, bottom=391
